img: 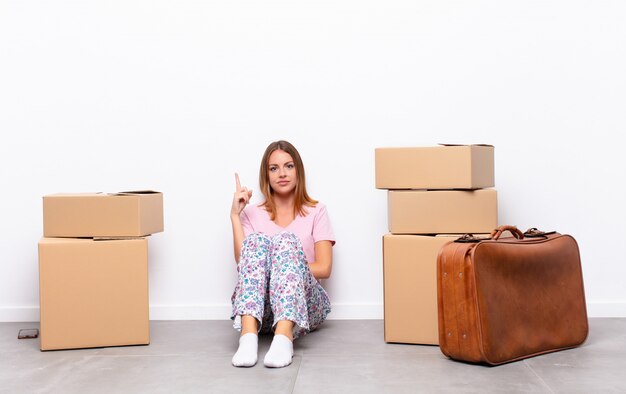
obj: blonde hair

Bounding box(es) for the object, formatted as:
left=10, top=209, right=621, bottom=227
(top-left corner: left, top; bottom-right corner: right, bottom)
left=259, top=140, right=317, bottom=220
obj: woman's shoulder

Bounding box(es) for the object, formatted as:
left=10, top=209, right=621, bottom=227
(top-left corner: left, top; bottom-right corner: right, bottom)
left=306, top=202, right=328, bottom=216
left=243, top=203, right=267, bottom=219
left=245, top=202, right=265, bottom=212
left=242, top=203, right=272, bottom=229
left=314, top=201, right=327, bottom=210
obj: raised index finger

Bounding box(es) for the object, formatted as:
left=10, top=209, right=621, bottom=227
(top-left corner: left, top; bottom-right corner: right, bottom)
left=235, top=173, right=241, bottom=191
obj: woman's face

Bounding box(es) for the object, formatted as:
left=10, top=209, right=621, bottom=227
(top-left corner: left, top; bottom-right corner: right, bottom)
left=268, top=149, right=297, bottom=196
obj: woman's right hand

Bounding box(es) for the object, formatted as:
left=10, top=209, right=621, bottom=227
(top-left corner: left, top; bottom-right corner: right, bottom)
left=231, top=173, right=252, bottom=216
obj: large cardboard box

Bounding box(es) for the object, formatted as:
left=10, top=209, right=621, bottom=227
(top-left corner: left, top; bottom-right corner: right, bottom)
left=388, top=189, right=497, bottom=234
left=383, top=234, right=459, bottom=345
left=43, top=191, right=163, bottom=237
left=375, top=145, right=494, bottom=190
left=38, top=237, right=149, bottom=350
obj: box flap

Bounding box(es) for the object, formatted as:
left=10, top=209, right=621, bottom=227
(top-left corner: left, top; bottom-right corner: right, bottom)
left=93, top=236, right=148, bottom=241
left=114, top=190, right=161, bottom=197
left=43, top=193, right=104, bottom=198
left=117, top=190, right=160, bottom=195
left=438, top=143, right=494, bottom=147
left=45, top=191, right=160, bottom=197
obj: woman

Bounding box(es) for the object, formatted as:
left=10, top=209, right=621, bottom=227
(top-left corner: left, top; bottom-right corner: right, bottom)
left=230, top=140, right=335, bottom=368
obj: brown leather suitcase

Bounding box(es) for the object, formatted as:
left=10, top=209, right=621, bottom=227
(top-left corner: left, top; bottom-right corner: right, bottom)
left=437, top=225, right=588, bottom=365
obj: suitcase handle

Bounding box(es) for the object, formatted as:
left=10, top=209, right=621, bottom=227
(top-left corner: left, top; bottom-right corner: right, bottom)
left=490, top=225, right=524, bottom=240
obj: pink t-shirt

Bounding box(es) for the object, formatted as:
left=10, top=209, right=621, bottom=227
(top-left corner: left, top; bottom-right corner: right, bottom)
left=240, top=202, right=335, bottom=263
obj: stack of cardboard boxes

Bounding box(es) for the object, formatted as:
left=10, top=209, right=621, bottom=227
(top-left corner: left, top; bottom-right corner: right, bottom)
left=38, top=191, right=164, bottom=351
left=375, top=145, right=497, bottom=345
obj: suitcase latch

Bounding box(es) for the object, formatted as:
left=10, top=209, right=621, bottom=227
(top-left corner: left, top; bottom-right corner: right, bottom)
left=523, top=228, right=557, bottom=238
left=455, top=234, right=486, bottom=243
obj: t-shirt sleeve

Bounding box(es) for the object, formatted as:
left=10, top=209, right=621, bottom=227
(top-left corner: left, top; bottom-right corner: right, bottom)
left=240, top=209, right=254, bottom=238
left=312, top=204, right=336, bottom=246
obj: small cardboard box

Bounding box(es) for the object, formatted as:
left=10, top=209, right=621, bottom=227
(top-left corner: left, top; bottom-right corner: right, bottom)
left=388, top=189, right=497, bottom=234
left=375, top=145, right=494, bottom=190
left=43, top=191, right=163, bottom=237
left=383, top=233, right=487, bottom=345
left=38, top=237, right=149, bottom=351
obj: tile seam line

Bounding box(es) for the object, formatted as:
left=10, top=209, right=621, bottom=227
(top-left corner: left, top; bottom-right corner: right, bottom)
left=53, top=351, right=236, bottom=358
left=289, top=356, right=302, bottom=394
left=523, top=360, right=556, bottom=394
left=81, top=353, right=205, bottom=358
left=294, top=352, right=443, bottom=358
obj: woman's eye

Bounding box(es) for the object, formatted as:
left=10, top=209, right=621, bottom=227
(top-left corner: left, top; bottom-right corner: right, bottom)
left=287, top=164, right=295, bottom=169
left=269, top=167, right=278, bottom=172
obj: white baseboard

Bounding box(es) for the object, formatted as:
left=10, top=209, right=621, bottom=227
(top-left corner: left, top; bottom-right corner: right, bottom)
left=2, top=301, right=624, bottom=322
left=0, top=307, right=40, bottom=323
left=148, top=303, right=384, bottom=320
left=586, top=301, right=626, bottom=317
left=0, top=303, right=384, bottom=322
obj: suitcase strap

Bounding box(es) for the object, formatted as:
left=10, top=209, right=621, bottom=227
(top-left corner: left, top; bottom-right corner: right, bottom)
left=455, top=226, right=556, bottom=243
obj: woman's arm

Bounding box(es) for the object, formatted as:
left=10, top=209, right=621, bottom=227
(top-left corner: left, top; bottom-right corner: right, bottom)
left=309, top=240, right=333, bottom=279
left=231, top=173, right=252, bottom=263
left=231, top=214, right=245, bottom=263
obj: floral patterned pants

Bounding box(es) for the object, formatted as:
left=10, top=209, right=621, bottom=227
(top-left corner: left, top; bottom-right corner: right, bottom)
left=231, top=231, right=331, bottom=339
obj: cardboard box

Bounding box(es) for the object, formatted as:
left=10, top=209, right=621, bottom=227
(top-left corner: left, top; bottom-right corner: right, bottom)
left=388, top=189, right=497, bottom=234
left=38, top=237, right=149, bottom=350
left=383, top=233, right=485, bottom=345
left=375, top=145, right=494, bottom=190
left=43, top=191, right=163, bottom=237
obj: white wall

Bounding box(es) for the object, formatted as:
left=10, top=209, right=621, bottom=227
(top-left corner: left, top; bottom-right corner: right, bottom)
left=1, top=0, right=625, bottom=321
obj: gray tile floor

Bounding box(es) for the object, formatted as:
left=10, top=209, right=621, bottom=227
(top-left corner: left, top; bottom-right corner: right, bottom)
left=1, top=318, right=625, bottom=394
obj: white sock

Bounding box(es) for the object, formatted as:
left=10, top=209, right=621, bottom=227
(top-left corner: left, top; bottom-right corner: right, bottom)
left=263, top=334, right=294, bottom=368
left=232, top=333, right=258, bottom=367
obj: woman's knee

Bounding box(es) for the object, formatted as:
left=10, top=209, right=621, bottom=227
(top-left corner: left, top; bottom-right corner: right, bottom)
left=243, top=232, right=271, bottom=249
left=241, top=233, right=271, bottom=256
left=239, top=233, right=272, bottom=269
left=271, top=231, right=302, bottom=251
